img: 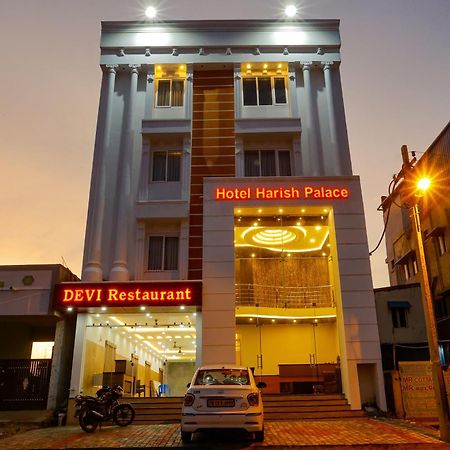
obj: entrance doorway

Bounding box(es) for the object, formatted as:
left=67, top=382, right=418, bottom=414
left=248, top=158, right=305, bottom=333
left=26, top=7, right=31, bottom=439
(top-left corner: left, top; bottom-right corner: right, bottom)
left=234, top=206, right=341, bottom=394
left=81, top=308, right=197, bottom=397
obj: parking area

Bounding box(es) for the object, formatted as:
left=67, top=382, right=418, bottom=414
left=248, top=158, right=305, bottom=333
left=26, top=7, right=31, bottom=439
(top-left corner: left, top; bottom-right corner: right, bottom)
left=0, top=418, right=449, bottom=449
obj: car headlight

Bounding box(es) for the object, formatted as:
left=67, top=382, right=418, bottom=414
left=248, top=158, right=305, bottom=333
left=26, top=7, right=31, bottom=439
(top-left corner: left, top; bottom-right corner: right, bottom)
left=183, top=393, right=195, bottom=407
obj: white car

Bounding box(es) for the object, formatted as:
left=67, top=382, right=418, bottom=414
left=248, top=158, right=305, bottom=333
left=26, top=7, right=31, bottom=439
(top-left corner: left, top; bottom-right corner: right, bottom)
left=180, top=365, right=266, bottom=443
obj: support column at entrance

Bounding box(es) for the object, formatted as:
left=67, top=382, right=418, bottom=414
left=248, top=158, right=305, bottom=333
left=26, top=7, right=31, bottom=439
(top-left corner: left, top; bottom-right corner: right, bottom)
left=69, top=313, right=89, bottom=397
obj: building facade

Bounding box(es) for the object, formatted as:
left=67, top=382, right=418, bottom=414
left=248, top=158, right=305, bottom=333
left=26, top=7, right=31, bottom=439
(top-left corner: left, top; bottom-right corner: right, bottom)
left=0, top=265, right=78, bottom=412
left=57, top=20, right=386, bottom=409
left=381, top=121, right=450, bottom=363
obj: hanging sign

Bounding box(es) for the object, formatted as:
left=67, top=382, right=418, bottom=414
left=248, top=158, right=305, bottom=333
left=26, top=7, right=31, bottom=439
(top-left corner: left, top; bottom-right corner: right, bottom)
left=53, top=281, right=202, bottom=309
left=214, top=185, right=350, bottom=201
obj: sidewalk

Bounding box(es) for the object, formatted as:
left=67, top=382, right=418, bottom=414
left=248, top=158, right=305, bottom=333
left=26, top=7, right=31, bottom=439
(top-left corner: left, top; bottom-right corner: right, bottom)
left=0, top=418, right=449, bottom=449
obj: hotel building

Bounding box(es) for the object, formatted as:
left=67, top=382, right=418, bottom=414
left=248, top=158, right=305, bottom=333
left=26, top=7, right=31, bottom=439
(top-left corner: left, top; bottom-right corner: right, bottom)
left=57, top=19, right=386, bottom=410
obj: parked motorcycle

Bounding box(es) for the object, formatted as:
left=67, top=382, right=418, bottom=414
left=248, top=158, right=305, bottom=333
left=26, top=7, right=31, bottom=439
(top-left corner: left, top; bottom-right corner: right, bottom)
left=75, top=385, right=135, bottom=432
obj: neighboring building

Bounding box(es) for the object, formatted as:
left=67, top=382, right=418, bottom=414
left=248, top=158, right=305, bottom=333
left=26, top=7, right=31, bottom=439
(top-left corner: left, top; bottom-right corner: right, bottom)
left=381, top=121, right=450, bottom=363
left=0, top=265, right=78, bottom=412
left=374, top=283, right=428, bottom=371
left=54, top=19, right=386, bottom=410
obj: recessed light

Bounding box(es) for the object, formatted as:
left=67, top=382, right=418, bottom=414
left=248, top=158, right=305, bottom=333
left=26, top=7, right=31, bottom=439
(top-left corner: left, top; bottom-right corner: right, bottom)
left=67, top=307, right=73, bottom=312
left=310, top=238, right=316, bottom=243
left=180, top=305, right=185, bottom=310
left=279, top=208, right=283, bottom=213
left=140, top=306, right=146, bottom=311
left=258, top=209, right=262, bottom=213
left=101, top=306, right=107, bottom=311
left=246, top=64, right=251, bottom=69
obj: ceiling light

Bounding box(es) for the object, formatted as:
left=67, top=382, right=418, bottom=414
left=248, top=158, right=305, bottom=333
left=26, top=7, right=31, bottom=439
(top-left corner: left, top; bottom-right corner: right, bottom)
left=278, top=63, right=282, bottom=69
left=323, top=208, right=328, bottom=213
left=258, top=209, right=262, bottom=213
left=285, top=4, right=297, bottom=17
left=67, top=307, right=73, bottom=312
left=263, top=63, right=268, bottom=69
left=327, top=243, right=331, bottom=247
left=301, top=208, right=306, bottom=213
left=246, top=64, right=251, bottom=69
left=249, top=318, right=253, bottom=321
left=271, top=319, right=275, bottom=322
left=237, top=209, right=241, bottom=214
left=315, top=226, right=322, bottom=231
left=101, top=307, right=107, bottom=311
left=310, top=238, right=316, bottom=243
left=279, top=208, right=283, bottom=213
left=122, top=331, right=125, bottom=335
left=180, top=305, right=185, bottom=310
left=251, top=253, right=256, bottom=258
left=145, top=6, right=157, bottom=19
left=322, top=252, right=327, bottom=256
left=140, top=306, right=146, bottom=311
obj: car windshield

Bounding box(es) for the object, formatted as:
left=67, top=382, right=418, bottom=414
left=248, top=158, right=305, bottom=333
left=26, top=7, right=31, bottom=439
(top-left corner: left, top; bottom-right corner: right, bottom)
left=194, top=369, right=251, bottom=385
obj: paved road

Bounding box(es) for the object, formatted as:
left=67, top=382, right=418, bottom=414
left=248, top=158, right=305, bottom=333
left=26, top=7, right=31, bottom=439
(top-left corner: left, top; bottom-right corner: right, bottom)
left=0, top=418, right=449, bottom=449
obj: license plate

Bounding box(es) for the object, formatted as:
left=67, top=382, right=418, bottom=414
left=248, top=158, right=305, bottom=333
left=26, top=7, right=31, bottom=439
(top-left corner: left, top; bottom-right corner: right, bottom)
left=207, top=398, right=235, bottom=407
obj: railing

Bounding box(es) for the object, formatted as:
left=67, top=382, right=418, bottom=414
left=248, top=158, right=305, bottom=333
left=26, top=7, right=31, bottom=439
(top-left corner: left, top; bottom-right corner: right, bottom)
left=0, top=359, right=52, bottom=410
left=235, top=283, right=334, bottom=309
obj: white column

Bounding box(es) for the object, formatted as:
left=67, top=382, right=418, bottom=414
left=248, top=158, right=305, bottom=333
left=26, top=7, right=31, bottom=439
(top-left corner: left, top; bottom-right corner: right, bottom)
left=144, top=66, right=154, bottom=119
left=82, top=65, right=117, bottom=281
left=301, top=62, right=323, bottom=176
left=233, top=64, right=242, bottom=119
left=322, top=62, right=342, bottom=175
left=110, top=64, right=140, bottom=281
left=69, top=313, right=89, bottom=396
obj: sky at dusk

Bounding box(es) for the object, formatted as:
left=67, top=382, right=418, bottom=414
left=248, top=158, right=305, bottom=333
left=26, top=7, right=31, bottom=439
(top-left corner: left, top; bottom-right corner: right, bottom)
left=0, top=0, right=449, bottom=287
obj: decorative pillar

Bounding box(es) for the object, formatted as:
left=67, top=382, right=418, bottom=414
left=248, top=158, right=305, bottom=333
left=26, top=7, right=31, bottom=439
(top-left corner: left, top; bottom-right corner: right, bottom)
left=301, top=62, right=323, bottom=176
left=110, top=64, right=140, bottom=281
left=82, top=64, right=117, bottom=281
left=322, top=62, right=342, bottom=175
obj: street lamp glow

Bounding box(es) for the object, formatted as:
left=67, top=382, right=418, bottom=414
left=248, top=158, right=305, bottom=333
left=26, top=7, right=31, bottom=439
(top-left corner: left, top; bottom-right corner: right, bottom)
left=285, top=4, right=297, bottom=17
left=145, top=6, right=157, bottom=19
left=417, top=177, right=431, bottom=193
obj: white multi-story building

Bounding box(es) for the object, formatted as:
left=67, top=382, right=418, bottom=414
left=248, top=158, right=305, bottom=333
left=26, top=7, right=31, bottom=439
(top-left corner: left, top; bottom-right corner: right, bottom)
left=56, top=19, right=386, bottom=409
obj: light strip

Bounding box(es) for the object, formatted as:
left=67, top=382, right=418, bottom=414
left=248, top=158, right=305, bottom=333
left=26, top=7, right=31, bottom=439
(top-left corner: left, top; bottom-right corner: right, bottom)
left=236, top=313, right=336, bottom=320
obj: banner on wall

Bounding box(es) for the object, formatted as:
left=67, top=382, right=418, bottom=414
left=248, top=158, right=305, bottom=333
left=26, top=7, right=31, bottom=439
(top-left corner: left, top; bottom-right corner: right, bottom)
left=398, top=361, right=450, bottom=419
left=53, top=281, right=202, bottom=309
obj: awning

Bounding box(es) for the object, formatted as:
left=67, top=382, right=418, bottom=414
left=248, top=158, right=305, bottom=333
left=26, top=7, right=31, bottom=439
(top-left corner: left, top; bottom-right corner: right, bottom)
left=388, top=301, right=411, bottom=309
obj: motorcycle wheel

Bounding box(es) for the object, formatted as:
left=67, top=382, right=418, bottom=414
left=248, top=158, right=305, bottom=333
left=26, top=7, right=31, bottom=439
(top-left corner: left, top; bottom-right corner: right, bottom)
left=113, top=404, right=135, bottom=427
left=79, top=407, right=100, bottom=433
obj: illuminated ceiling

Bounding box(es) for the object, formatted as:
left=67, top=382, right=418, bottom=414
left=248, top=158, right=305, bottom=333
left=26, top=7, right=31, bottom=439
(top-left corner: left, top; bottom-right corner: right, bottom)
left=235, top=225, right=329, bottom=253
left=88, top=311, right=197, bottom=362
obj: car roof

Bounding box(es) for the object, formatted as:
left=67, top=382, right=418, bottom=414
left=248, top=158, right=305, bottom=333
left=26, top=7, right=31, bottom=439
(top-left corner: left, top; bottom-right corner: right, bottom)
left=196, top=365, right=250, bottom=371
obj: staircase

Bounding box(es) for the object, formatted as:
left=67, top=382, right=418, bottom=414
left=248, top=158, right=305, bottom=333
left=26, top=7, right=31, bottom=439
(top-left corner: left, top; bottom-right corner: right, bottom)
left=130, top=394, right=364, bottom=424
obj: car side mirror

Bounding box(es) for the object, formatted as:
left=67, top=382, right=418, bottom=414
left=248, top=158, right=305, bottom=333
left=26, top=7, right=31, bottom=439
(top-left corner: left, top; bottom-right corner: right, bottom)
left=256, top=382, right=267, bottom=389
left=186, top=382, right=191, bottom=388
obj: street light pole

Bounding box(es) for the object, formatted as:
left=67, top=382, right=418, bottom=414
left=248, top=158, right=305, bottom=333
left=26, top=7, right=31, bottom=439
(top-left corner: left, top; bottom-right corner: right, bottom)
left=411, top=202, right=450, bottom=442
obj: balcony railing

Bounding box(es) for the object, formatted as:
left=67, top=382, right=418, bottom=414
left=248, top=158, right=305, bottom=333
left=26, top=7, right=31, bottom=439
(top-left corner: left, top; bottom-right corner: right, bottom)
left=235, top=283, right=334, bottom=309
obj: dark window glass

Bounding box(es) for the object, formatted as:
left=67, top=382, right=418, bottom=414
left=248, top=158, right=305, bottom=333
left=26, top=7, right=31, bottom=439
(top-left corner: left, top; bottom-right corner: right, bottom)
left=244, top=151, right=260, bottom=176
left=278, top=151, right=291, bottom=176
left=274, top=78, right=287, bottom=104
left=260, top=151, right=276, bottom=176
left=171, top=80, right=184, bottom=106
left=148, top=236, right=164, bottom=270
left=167, top=151, right=181, bottom=181
left=258, top=78, right=272, bottom=105
left=156, top=80, right=171, bottom=107
left=164, top=237, right=179, bottom=270
left=243, top=78, right=257, bottom=106
left=152, top=152, right=166, bottom=181
left=391, top=308, right=407, bottom=328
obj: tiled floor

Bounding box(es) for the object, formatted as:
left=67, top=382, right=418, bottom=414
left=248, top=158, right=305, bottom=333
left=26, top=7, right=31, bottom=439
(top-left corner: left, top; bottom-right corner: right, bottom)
left=0, top=419, right=449, bottom=449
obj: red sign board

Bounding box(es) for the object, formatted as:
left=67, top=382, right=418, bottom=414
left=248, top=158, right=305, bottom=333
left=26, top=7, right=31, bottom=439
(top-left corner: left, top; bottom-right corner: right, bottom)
left=53, top=281, right=202, bottom=309
left=214, top=186, right=350, bottom=201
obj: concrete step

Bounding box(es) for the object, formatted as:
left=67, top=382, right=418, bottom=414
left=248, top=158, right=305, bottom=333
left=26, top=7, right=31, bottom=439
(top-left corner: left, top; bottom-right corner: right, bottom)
left=129, top=393, right=364, bottom=424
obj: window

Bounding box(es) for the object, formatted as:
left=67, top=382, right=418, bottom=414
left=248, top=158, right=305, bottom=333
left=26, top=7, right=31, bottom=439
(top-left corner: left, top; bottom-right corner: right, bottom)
left=391, top=307, right=408, bottom=328
left=403, top=263, right=411, bottom=281
left=244, top=150, right=291, bottom=177
left=152, top=151, right=181, bottom=181
left=243, top=77, right=287, bottom=106
left=412, top=257, right=418, bottom=275
left=148, top=236, right=179, bottom=271
left=437, top=234, right=447, bottom=256
left=156, top=79, right=184, bottom=107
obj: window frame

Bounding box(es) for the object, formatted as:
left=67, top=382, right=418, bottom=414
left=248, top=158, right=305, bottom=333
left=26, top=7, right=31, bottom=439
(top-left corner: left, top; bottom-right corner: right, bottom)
left=150, top=149, right=181, bottom=182
left=391, top=307, right=408, bottom=328
left=155, top=78, right=185, bottom=108
left=244, top=148, right=292, bottom=177
left=147, top=235, right=179, bottom=272
left=242, top=75, right=288, bottom=107
left=437, top=233, right=447, bottom=256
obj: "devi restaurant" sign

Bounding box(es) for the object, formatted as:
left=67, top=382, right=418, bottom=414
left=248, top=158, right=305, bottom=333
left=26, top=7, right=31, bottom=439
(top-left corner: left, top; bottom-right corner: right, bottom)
left=54, top=281, right=202, bottom=309
left=215, top=185, right=350, bottom=201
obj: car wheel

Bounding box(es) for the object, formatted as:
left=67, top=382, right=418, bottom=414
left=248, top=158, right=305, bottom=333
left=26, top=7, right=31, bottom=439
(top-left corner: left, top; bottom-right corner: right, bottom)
left=254, top=428, right=264, bottom=442
left=181, top=430, right=192, bottom=443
